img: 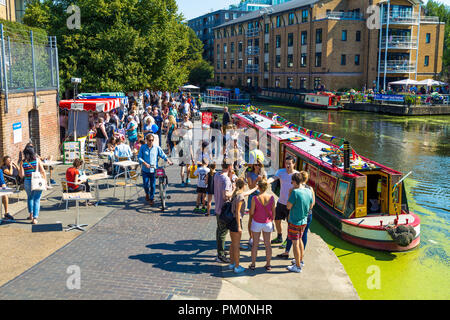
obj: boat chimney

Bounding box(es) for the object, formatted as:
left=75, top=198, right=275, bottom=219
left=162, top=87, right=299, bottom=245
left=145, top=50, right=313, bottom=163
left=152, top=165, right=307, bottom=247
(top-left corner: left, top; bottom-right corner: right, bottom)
left=343, top=140, right=351, bottom=173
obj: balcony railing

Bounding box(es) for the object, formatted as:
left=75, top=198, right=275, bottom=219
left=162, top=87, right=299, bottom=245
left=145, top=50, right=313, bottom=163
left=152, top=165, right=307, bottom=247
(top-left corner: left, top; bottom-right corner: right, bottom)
left=246, top=46, right=260, bottom=55
left=379, top=61, right=416, bottom=73
left=382, top=14, right=418, bottom=25
left=421, top=16, right=440, bottom=23
left=321, top=11, right=364, bottom=20
left=246, top=28, right=260, bottom=37
left=381, top=36, right=417, bottom=49
left=245, top=65, right=259, bottom=73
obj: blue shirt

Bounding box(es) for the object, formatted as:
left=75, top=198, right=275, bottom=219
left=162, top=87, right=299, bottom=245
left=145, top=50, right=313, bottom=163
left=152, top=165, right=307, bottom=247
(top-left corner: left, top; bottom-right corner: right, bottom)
left=114, top=144, right=133, bottom=160
left=138, top=144, right=168, bottom=173
left=0, top=169, right=6, bottom=186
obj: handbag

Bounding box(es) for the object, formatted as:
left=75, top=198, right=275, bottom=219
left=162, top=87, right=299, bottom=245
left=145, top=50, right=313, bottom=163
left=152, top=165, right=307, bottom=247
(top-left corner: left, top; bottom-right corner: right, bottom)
left=28, top=159, right=47, bottom=191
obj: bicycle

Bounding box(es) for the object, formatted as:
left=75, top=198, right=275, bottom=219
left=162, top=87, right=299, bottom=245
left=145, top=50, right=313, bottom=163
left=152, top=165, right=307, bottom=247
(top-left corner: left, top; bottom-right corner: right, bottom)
left=154, top=163, right=172, bottom=211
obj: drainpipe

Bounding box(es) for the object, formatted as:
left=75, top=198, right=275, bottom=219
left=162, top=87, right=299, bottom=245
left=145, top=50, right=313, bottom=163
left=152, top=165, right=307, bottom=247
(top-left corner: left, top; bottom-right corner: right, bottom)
left=31, top=31, right=38, bottom=109
left=383, top=0, right=390, bottom=91
left=377, top=3, right=383, bottom=91
left=415, top=4, right=421, bottom=81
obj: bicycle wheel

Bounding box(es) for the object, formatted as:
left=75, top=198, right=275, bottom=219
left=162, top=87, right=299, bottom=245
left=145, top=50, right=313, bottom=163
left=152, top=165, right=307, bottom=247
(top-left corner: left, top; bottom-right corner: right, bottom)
left=159, top=181, right=165, bottom=210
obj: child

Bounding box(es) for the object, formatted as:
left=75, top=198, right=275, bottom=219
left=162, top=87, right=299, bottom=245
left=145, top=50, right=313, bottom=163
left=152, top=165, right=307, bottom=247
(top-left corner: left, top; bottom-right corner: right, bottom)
left=194, top=160, right=210, bottom=214
left=206, top=162, right=216, bottom=216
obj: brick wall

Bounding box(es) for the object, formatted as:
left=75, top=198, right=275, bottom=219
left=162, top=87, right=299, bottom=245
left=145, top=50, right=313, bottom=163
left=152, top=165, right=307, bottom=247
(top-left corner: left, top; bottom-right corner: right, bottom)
left=0, top=90, right=60, bottom=164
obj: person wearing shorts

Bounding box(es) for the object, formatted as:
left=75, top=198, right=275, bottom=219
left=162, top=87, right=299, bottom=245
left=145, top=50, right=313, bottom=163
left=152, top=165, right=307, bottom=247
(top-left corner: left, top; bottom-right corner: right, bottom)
left=248, top=179, right=275, bottom=271
left=205, top=163, right=216, bottom=216
left=286, top=172, right=313, bottom=273
left=193, top=161, right=210, bottom=214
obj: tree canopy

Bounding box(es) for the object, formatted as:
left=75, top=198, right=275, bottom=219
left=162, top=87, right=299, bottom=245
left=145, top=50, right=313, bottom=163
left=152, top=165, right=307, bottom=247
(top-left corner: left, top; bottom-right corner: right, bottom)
left=23, top=0, right=208, bottom=94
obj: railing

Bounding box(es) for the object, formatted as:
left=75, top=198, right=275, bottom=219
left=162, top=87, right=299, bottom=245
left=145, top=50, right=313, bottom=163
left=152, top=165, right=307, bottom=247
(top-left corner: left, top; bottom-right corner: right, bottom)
left=245, top=65, right=259, bottom=73
left=421, top=16, right=440, bottom=23
left=201, top=94, right=229, bottom=107
left=379, top=61, right=416, bottom=73
left=381, top=36, right=417, bottom=49
left=246, top=46, right=260, bottom=55
left=322, top=11, right=364, bottom=20
left=246, top=28, right=260, bottom=37
left=382, top=14, right=418, bottom=25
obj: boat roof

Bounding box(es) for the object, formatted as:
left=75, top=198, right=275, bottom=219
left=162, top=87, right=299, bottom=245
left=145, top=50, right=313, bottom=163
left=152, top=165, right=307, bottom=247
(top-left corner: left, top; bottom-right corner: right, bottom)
left=234, top=112, right=402, bottom=176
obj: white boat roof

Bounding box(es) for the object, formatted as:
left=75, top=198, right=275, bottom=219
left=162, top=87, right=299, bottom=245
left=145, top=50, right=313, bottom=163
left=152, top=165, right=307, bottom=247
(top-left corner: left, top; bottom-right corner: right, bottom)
left=237, top=112, right=370, bottom=170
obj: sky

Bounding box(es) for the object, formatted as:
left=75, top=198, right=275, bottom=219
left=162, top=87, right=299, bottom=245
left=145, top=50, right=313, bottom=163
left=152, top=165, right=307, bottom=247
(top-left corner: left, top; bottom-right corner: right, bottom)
left=176, top=0, right=450, bottom=21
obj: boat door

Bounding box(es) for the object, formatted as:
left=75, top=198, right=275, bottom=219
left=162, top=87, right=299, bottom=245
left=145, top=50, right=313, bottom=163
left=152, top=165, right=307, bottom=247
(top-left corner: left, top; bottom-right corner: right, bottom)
left=362, top=171, right=389, bottom=214
left=389, top=173, right=403, bottom=216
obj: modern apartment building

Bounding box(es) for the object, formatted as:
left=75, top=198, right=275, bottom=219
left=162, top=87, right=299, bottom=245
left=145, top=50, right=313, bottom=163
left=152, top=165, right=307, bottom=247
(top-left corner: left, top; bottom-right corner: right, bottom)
left=213, top=0, right=445, bottom=91
left=0, top=0, right=26, bottom=22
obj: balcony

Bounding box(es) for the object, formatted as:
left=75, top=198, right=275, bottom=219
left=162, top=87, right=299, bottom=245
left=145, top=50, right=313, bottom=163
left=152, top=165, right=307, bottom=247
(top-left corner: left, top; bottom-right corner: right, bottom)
left=246, top=46, right=260, bottom=55
left=381, top=36, right=417, bottom=50
left=245, top=65, right=259, bottom=73
left=382, top=14, right=418, bottom=25
left=246, top=28, right=260, bottom=37
left=379, top=61, right=416, bottom=73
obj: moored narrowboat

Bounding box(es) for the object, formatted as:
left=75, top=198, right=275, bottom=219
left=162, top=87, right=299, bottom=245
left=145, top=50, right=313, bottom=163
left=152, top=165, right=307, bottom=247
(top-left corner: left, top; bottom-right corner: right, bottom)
left=304, top=92, right=343, bottom=110
left=233, top=109, right=420, bottom=252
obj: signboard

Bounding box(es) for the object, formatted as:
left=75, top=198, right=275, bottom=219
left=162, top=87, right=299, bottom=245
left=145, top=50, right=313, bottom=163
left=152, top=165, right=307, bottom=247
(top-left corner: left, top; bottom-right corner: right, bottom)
left=335, top=179, right=350, bottom=214
left=305, top=163, right=318, bottom=190
left=63, top=141, right=81, bottom=165
left=202, top=112, right=213, bottom=126
left=374, top=94, right=404, bottom=102
left=13, top=122, right=22, bottom=144
left=71, top=103, right=85, bottom=111
left=316, top=170, right=338, bottom=206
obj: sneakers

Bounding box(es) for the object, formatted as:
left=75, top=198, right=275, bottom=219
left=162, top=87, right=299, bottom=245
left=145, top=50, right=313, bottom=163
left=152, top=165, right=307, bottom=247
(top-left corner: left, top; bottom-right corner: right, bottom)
left=271, top=236, right=283, bottom=244
left=193, top=207, right=202, bottom=213
left=240, top=243, right=249, bottom=250
left=186, top=178, right=190, bottom=184
left=287, top=264, right=302, bottom=273
left=201, top=208, right=207, bottom=214
left=280, top=240, right=287, bottom=248
left=228, top=263, right=235, bottom=270
left=50, top=179, right=56, bottom=185
left=3, top=213, right=14, bottom=221
left=291, top=259, right=305, bottom=267
left=216, top=255, right=230, bottom=263
left=234, top=265, right=245, bottom=273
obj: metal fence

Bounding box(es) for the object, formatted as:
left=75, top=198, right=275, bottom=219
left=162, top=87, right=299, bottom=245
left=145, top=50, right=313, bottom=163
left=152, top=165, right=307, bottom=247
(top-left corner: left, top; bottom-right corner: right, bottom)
left=0, top=24, right=59, bottom=112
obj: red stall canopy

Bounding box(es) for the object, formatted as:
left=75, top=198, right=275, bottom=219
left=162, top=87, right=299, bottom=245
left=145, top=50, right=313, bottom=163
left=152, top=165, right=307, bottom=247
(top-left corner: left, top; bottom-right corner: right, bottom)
left=59, top=98, right=121, bottom=112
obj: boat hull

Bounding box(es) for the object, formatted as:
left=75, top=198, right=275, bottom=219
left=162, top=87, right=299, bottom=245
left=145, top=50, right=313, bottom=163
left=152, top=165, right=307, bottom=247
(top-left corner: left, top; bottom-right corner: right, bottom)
left=313, top=199, right=420, bottom=252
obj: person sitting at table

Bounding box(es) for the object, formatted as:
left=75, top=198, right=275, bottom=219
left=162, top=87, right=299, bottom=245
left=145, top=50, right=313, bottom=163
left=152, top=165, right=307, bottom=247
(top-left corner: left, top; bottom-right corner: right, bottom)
left=0, top=168, right=14, bottom=222
left=114, top=138, right=133, bottom=161
left=66, top=159, right=91, bottom=193
left=1, top=155, right=23, bottom=185
left=106, top=136, right=117, bottom=152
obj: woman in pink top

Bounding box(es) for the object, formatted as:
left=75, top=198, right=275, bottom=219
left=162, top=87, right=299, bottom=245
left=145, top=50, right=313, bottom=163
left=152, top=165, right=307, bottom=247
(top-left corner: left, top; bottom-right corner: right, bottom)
left=248, top=179, right=275, bottom=271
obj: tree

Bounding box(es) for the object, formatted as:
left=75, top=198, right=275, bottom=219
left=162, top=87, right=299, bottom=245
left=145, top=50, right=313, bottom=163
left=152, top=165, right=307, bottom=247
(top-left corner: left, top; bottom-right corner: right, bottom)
left=188, top=60, right=214, bottom=88
left=23, top=0, right=207, bottom=94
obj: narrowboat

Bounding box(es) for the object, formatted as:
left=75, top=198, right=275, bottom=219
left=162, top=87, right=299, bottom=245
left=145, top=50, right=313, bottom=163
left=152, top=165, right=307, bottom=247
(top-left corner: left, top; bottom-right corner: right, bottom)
left=304, top=92, right=343, bottom=110
left=233, top=109, right=420, bottom=252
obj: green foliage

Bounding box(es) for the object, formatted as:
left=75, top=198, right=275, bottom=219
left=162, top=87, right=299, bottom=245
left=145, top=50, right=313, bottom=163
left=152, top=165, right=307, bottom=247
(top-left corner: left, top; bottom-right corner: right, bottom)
left=22, top=0, right=208, bottom=94
left=188, top=60, right=214, bottom=88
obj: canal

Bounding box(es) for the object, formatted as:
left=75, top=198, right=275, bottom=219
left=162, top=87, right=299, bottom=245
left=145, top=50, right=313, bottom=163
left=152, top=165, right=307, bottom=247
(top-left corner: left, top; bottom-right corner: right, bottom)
left=231, top=101, right=450, bottom=299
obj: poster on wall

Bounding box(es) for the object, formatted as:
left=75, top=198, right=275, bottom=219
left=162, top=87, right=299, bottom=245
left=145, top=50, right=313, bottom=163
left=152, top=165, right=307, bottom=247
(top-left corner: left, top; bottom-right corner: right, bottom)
left=13, top=122, right=22, bottom=144
left=316, top=170, right=338, bottom=206
left=334, top=179, right=350, bottom=213
left=63, top=141, right=81, bottom=165
left=305, top=163, right=318, bottom=190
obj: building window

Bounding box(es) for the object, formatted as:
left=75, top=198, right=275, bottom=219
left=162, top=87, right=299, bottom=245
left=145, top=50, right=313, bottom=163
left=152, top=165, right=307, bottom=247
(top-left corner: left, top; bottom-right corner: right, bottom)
left=223, top=44, right=227, bottom=54
left=287, top=77, right=294, bottom=89
left=426, top=33, right=431, bottom=43
left=288, top=33, right=294, bottom=47
left=341, top=54, right=346, bottom=65
left=287, top=54, right=294, bottom=67
left=233, top=13, right=238, bottom=19
left=342, top=30, right=347, bottom=41
left=355, top=54, right=360, bottom=65
left=223, top=60, right=227, bottom=69
left=277, top=16, right=282, bottom=28
left=276, top=35, right=281, bottom=48
left=425, top=56, right=429, bottom=66
left=238, top=42, right=242, bottom=52
left=301, top=53, right=307, bottom=67
left=316, top=29, right=322, bottom=44
left=225, top=13, right=229, bottom=20
left=314, top=77, right=321, bottom=89
left=265, top=23, right=269, bottom=34
left=264, top=43, right=269, bottom=53
left=248, top=39, right=253, bottom=47
left=302, top=10, right=308, bottom=23
left=264, top=62, right=269, bottom=72
left=276, top=55, right=281, bottom=68
left=275, top=78, right=281, bottom=88
left=356, top=31, right=361, bottom=42
left=231, top=28, right=235, bottom=37
left=315, top=52, right=321, bottom=67
left=288, top=12, right=295, bottom=25
left=231, top=59, right=235, bottom=68
left=300, top=77, right=307, bottom=89
left=231, top=42, right=235, bottom=53
left=301, top=31, right=307, bottom=45
left=238, top=59, right=243, bottom=68
left=217, top=61, right=220, bottom=69
left=239, top=24, right=243, bottom=35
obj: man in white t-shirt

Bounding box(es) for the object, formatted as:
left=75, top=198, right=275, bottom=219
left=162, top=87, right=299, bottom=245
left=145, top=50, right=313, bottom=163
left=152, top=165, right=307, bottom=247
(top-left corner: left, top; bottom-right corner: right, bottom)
left=193, top=160, right=210, bottom=214
left=267, top=155, right=298, bottom=244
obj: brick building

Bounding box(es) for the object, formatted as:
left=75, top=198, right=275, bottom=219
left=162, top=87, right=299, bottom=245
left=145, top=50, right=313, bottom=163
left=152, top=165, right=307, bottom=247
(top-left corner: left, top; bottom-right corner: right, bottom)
left=213, top=0, right=445, bottom=91
left=0, top=22, right=60, bottom=163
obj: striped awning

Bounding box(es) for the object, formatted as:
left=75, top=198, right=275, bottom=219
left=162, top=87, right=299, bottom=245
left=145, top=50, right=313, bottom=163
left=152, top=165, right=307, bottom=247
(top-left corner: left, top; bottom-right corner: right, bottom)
left=59, top=98, right=121, bottom=112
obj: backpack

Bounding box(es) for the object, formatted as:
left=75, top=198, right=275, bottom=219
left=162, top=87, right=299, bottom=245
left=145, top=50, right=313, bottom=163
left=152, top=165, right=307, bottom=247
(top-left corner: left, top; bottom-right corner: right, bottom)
left=219, top=200, right=234, bottom=224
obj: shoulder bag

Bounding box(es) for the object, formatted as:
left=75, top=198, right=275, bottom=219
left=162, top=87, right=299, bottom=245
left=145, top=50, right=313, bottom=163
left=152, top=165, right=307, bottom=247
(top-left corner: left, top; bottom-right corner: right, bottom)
left=28, top=159, right=47, bottom=191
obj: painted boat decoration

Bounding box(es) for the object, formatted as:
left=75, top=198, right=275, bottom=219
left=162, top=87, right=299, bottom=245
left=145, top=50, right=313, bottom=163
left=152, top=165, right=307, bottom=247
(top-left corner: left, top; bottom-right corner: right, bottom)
left=304, top=92, right=343, bottom=110
left=233, top=110, right=420, bottom=252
